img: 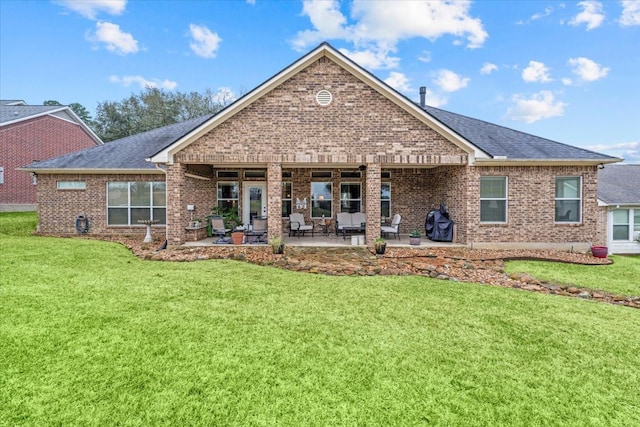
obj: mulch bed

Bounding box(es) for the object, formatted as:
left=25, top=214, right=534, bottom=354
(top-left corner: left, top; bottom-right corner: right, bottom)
left=84, top=235, right=639, bottom=309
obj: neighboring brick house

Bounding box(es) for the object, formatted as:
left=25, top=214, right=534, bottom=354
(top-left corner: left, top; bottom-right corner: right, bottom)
left=1, top=100, right=102, bottom=211
left=21, top=43, right=620, bottom=249
left=597, top=164, right=640, bottom=254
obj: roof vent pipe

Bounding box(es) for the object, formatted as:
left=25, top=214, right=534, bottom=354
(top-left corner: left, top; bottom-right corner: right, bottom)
left=419, top=86, right=426, bottom=108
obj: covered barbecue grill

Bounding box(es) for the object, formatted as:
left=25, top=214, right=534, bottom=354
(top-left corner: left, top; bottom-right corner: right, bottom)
left=425, top=204, right=454, bottom=242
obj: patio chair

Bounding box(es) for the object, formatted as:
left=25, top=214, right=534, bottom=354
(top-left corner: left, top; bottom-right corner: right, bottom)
left=210, top=216, right=231, bottom=239
left=381, top=213, right=402, bottom=240
left=246, top=218, right=268, bottom=244
left=289, top=213, right=314, bottom=238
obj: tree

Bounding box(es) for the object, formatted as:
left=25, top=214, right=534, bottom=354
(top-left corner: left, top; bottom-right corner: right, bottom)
left=43, top=100, right=94, bottom=127
left=93, top=87, right=236, bottom=142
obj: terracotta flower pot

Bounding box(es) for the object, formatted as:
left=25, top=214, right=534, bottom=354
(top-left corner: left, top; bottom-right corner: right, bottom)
left=232, top=232, right=244, bottom=245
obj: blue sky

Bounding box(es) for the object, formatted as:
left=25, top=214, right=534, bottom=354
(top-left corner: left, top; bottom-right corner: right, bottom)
left=1, top=0, right=639, bottom=162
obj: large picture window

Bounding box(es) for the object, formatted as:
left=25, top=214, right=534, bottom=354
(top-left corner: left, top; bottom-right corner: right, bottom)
left=340, top=183, right=361, bottom=213
left=555, top=176, right=581, bottom=222
left=217, top=182, right=239, bottom=212
left=282, top=182, right=292, bottom=218
left=107, top=181, right=166, bottom=225
left=311, top=182, right=332, bottom=218
left=381, top=182, right=391, bottom=218
left=612, top=208, right=640, bottom=241
left=480, top=176, right=507, bottom=222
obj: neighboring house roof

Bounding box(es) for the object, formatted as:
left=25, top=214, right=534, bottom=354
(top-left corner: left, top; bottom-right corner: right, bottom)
left=19, top=114, right=214, bottom=173
left=423, top=106, right=618, bottom=163
left=0, top=102, right=103, bottom=145
left=597, top=164, right=640, bottom=206
left=0, top=99, right=27, bottom=106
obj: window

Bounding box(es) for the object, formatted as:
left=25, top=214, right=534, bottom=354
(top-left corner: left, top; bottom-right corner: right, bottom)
left=244, top=170, right=266, bottom=178
left=57, top=181, right=86, bottom=190
left=555, top=177, right=581, bottom=222
left=480, top=176, right=507, bottom=222
left=311, top=171, right=332, bottom=178
left=612, top=209, right=630, bottom=241
left=340, top=183, right=361, bottom=213
left=282, top=171, right=293, bottom=178
left=311, top=182, right=332, bottom=218
left=217, top=182, right=239, bottom=212
left=107, top=182, right=166, bottom=225
left=381, top=183, right=391, bottom=218
left=282, top=182, right=292, bottom=218
left=340, top=171, right=361, bottom=179
left=0, top=166, right=4, bottom=184
left=217, top=171, right=238, bottom=178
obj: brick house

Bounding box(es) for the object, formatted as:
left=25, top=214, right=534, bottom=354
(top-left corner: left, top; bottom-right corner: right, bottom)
left=1, top=100, right=102, bottom=211
left=20, top=43, right=620, bottom=249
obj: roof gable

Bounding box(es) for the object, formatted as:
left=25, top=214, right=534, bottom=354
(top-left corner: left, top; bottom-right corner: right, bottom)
left=150, top=42, right=485, bottom=164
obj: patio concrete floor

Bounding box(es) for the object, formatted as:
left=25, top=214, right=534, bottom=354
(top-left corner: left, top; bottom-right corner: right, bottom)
left=183, top=233, right=465, bottom=248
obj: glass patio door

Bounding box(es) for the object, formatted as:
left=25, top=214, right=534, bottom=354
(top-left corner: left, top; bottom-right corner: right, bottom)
left=242, top=182, right=267, bottom=227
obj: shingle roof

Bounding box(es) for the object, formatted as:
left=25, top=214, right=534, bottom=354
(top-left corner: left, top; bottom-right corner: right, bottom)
left=0, top=104, right=65, bottom=125
left=21, top=114, right=214, bottom=171
left=422, top=105, right=618, bottom=161
left=597, top=164, right=640, bottom=205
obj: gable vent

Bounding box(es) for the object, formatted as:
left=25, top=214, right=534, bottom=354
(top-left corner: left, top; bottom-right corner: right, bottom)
left=315, top=90, right=333, bottom=106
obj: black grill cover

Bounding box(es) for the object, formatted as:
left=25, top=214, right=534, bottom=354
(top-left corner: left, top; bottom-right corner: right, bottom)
left=425, top=204, right=454, bottom=242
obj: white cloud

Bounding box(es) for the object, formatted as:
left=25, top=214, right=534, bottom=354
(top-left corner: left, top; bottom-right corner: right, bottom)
left=620, top=0, right=640, bottom=26
left=210, top=87, right=237, bottom=106
left=418, top=50, right=431, bottom=63
left=188, top=24, right=222, bottom=58
left=522, top=60, right=552, bottom=83
left=421, top=87, right=448, bottom=108
left=506, top=90, right=567, bottom=123
left=89, top=21, right=138, bottom=54
left=585, top=141, right=640, bottom=162
left=246, top=0, right=256, bottom=5
left=291, top=0, right=488, bottom=70
left=568, top=57, right=609, bottom=82
left=480, top=62, right=498, bottom=75
left=109, top=75, right=178, bottom=90
left=339, top=46, right=400, bottom=69
left=55, top=0, right=126, bottom=20
left=569, top=1, right=605, bottom=30
left=433, top=69, right=469, bottom=92
left=384, top=71, right=411, bottom=93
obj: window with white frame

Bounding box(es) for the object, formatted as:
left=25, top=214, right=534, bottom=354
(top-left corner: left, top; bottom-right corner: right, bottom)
left=555, top=176, right=581, bottom=222
left=0, top=166, right=4, bottom=184
left=340, top=182, right=361, bottom=213
left=311, top=182, right=332, bottom=218
left=381, top=183, right=391, bottom=218
left=57, top=181, right=86, bottom=190
left=107, top=182, right=166, bottom=225
left=217, top=182, right=239, bottom=213
left=480, top=176, right=507, bottom=222
left=282, top=182, right=292, bottom=218
left=612, top=208, right=640, bottom=241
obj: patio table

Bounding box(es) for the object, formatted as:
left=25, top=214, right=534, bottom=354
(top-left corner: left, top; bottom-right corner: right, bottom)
left=342, top=225, right=365, bottom=240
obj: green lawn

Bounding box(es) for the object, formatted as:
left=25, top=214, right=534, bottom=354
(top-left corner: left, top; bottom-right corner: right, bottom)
left=506, top=256, right=640, bottom=296
left=2, top=212, right=640, bottom=426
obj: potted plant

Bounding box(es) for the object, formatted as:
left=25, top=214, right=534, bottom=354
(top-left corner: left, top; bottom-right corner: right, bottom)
left=270, top=236, right=285, bottom=254
left=374, top=236, right=386, bottom=255
left=409, top=230, right=422, bottom=246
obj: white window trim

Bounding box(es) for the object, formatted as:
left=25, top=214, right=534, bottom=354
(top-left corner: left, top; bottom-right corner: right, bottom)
left=381, top=182, right=391, bottom=219
left=282, top=181, right=292, bottom=218
left=106, top=181, right=166, bottom=226
left=339, top=182, right=362, bottom=213
left=311, top=181, right=333, bottom=219
left=480, top=176, right=508, bottom=224
left=555, top=176, right=582, bottom=223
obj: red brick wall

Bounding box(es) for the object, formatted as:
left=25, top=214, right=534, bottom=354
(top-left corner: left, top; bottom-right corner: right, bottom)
left=0, top=116, right=98, bottom=207
left=36, top=173, right=166, bottom=237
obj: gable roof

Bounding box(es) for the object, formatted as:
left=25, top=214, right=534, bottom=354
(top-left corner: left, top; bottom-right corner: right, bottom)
left=597, top=164, right=640, bottom=206
left=149, top=42, right=487, bottom=165
left=19, top=114, right=213, bottom=173
left=0, top=102, right=103, bottom=145
left=423, top=106, right=619, bottom=165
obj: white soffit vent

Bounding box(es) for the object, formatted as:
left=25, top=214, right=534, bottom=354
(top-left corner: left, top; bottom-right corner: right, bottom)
left=316, top=90, right=333, bottom=106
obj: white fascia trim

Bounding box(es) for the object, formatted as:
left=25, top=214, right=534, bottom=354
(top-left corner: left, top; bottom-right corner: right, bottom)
left=16, top=168, right=164, bottom=175
left=473, top=157, right=623, bottom=167
left=149, top=43, right=485, bottom=165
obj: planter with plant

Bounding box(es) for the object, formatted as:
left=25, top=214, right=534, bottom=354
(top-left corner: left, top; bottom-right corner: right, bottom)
left=374, top=236, right=386, bottom=255
left=270, top=236, right=285, bottom=254
left=409, top=230, right=421, bottom=246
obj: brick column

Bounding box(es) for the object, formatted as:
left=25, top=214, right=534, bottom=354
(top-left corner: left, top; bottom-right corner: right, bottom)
left=165, top=163, right=186, bottom=247
left=365, top=163, right=381, bottom=245
left=267, top=162, right=282, bottom=240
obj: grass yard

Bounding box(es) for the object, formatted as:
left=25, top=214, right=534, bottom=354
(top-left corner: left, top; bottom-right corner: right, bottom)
left=1, top=212, right=640, bottom=426
left=506, top=256, right=640, bottom=296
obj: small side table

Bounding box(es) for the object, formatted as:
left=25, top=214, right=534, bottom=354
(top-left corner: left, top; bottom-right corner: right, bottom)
left=318, top=219, right=331, bottom=236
